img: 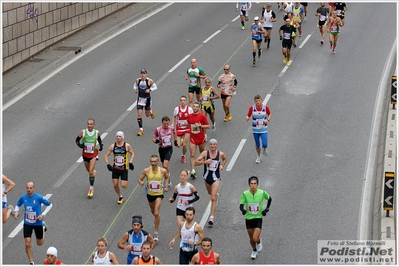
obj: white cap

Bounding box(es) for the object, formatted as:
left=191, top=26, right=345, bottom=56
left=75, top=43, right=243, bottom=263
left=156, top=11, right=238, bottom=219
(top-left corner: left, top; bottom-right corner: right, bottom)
left=116, top=131, right=124, bottom=139
left=47, top=246, right=58, bottom=257
left=254, top=16, right=259, bottom=20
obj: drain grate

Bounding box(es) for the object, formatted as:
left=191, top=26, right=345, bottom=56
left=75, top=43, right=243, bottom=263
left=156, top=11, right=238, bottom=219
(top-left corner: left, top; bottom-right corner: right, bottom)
left=54, top=46, right=81, bottom=54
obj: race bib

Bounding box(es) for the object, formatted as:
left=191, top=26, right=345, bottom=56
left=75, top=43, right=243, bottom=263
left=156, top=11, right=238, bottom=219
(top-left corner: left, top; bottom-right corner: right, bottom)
left=256, top=119, right=265, bottom=127
left=84, top=143, right=95, bottom=153
left=202, top=95, right=209, bottom=103
left=114, top=156, right=125, bottom=166
left=177, top=120, right=187, bottom=128
left=182, top=240, right=194, bottom=251
left=189, top=78, right=197, bottom=86
left=337, top=10, right=342, bottom=15
left=283, top=32, right=291, bottom=40
left=320, top=15, right=326, bottom=21
left=149, top=181, right=161, bottom=192
left=131, top=244, right=142, bottom=252
left=161, top=136, right=172, bottom=146
left=26, top=211, right=37, bottom=223
left=191, top=124, right=200, bottom=134
left=248, top=203, right=260, bottom=214
left=208, top=160, right=219, bottom=172
left=138, top=97, right=147, bottom=106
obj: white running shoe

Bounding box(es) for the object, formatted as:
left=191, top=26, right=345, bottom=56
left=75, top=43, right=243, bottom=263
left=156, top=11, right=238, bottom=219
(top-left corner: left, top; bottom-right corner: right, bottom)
left=255, top=156, right=261, bottom=164
left=153, top=233, right=159, bottom=241
left=251, top=251, right=257, bottom=260
left=256, top=238, right=263, bottom=252
left=8, top=205, right=15, bottom=216
left=208, top=216, right=214, bottom=226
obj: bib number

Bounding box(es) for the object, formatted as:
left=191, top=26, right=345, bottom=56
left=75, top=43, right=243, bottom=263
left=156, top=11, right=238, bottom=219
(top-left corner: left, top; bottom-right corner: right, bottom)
left=149, top=182, right=161, bottom=192
left=248, top=203, right=260, bottom=214
left=26, top=212, right=37, bottom=223
left=84, top=143, right=95, bottom=153
left=138, top=97, right=147, bottom=106
left=189, top=77, right=197, bottom=86
left=208, top=160, right=219, bottom=171
left=191, top=124, right=200, bottom=134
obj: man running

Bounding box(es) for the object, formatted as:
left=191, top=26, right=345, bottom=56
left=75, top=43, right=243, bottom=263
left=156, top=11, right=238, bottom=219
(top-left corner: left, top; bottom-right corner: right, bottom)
left=117, top=215, right=156, bottom=264
left=201, top=78, right=220, bottom=131
left=278, top=18, right=297, bottom=66
left=334, top=2, right=348, bottom=26
left=292, top=2, right=305, bottom=41
left=172, top=96, right=193, bottom=164
left=169, top=169, right=200, bottom=228
left=239, top=176, right=272, bottom=260
left=195, top=139, right=227, bottom=226
left=246, top=94, right=272, bottom=163
left=169, top=207, right=205, bottom=264
left=328, top=10, right=343, bottom=54
left=2, top=174, right=16, bottom=223
left=217, top=65, right=237, bottom=123
left=75, top=118, right=103, bottom=198
left=261, top=3, right=277, bottom=50
left=134, top=68, right=158, bottom=136
left=131, top=241, right=163, bottom=265
left=251, top=16, right=266, bottom=65
left=186, top=102, right=210, bottom=180
left=190, top=237, right=221, bottom=264
left=186, top=59, right=206, bottom=107
left=14, top=182, right=53, bottom=265
left=236, top=2, right=252, bottom=30
left=138, top=155, right=170, bottom=242
left=315, top=2, right=330, bottom=45
left=103, top=131, right=135, bottom=204
left=43, top=246, right=65, bottom=265
left=153, top=116, right=175, bottom=187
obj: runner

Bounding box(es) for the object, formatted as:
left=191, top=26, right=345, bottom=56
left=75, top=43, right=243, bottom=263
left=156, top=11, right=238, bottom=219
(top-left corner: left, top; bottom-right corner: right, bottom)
left=2, top=174, right=16, bottom=223
left=185, top=102, right=210, bottom=180
left=300, top=2, right=308, bottom=20
left=169, top=169, right=200, bottom=227
left=172, top=96, right=194, bottom=164
left=43, top=246, right=65, bottom=265
left=131, top=241, right=163, bottom=265
left=245, top=94, right=272, bottom=163
left=236, top=2, right=252, bottom=30
left=281, top=2, right=293, bottom=20
left=75, top=118, right=103, bottom=198
left=261, top=3, right=277, bottom=50
left=117, top=215, right=156, bottom=264
left=292, top=2, right=305, bottom=41
left=251, top=16, right=266, bottom=65
left=328, top=10, right=343, bottom=54
left=134, top=68, right=158, bottom=136
left=194, top=139, right=227, bottom=226
left=138, top=155, right=170, bottom=242
left=315, top=2, right=330, bottom=45
left=103, top=131, right=135, bottom=204
left=334, top=2, right=348, bottom=26
left=153, top=116, right=175, bottom=186
left=14, top=182, right=53, bottom=265
left=239, top=176, right=272, bottom=260
left=278, top=18, right=297, bottom=66
left=91, top=237, right=119, bottom=265
left=190, top=237, right=221, bottom=264
left=186, top=58, right=206, bottom=107
left=217, top=65, right=237, bottom=123
left=169, top=207, right=205, bottom=264
left=201, top=78, right=220, bottom=131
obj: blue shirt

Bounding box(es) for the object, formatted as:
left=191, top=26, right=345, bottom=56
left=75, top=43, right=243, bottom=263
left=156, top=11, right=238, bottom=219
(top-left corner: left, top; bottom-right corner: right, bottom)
left=16, top=192, right=51, bottom=226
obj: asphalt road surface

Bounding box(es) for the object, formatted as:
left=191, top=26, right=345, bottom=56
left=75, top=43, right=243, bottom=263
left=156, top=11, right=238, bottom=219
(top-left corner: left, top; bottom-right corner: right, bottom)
left=2, top=2, right=397, bottom=265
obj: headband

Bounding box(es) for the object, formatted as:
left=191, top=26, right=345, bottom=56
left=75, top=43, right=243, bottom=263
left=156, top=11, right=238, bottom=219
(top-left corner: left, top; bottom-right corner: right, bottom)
left=132, top=217, right=142, bottom=224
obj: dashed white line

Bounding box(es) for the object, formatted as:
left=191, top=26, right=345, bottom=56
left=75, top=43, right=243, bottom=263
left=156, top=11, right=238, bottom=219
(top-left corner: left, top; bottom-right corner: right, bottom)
left=226, top=139, right=246, bottom=171
left=203, top=30, right=221, bottom=43
left=169, top=55, right=191, bottom=73
left=299, top=34, right=312, bottom=48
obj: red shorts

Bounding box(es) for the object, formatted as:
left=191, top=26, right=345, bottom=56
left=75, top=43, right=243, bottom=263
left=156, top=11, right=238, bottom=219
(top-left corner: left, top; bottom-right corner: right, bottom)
left=176, top=129, right=190, bottom=137
left=190, top=135, right=206, bottom=145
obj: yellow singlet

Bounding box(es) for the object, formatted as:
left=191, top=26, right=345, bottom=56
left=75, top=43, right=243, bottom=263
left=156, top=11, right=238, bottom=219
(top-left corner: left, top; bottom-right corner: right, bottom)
left=147, top=166, right=163, bottom=196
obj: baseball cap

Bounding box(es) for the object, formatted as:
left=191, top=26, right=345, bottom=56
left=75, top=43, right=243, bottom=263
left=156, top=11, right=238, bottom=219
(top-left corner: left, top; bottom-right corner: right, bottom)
left=254, top=16, right=259, bottom=21
left=47, top=247, right=58, bottom=257
left=140, top=68, right=147, bottom=73
left=266, top=3, right=272, bottom=7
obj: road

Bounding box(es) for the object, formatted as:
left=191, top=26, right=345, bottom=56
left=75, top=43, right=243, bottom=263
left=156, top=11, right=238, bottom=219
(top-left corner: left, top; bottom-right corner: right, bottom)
left=2, top=2, right=397, bottom=265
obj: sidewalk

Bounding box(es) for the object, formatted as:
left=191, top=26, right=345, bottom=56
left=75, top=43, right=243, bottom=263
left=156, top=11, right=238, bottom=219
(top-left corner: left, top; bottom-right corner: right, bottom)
left=2, top=2, right=165, bottom=105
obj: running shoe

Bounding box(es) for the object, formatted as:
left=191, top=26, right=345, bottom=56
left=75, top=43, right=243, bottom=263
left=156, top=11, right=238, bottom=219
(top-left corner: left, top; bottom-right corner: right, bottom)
left=253, top=59, right=256, bottom=65
left=304, top=16, right=307, bottom=21
left=321, top=40, right=324, bottom=45
left=330, top=43, right=333, bottom=49
left=241, top=26, right=245, bottom=30
left=332, top=49, right=336, bottom=54
left=298, top=35, right=302, bottom=41
left=117, top=196, right=124, bottom=204
left=181, top=155, right=186, bottom=163
left=293, top=43, right=297, bottom=48
left=153, top=233, right=159, bottom=241
left=87, top=188, right=94, bottom=198
left=258, top=50, right=262, bottom=58
left=224, top=114, right=229, bottom=122
left=208, top=216, right=214, bottom=226
left=96, top=155, right=99, bottom=161
left=255, top=156, right=261, bottom=164
left=137, top=129, right=144, bottom=136
left=286, top=61, right=291, bottom=66
left=8, top=205, right=15, bottom=216
left=283, top=56, right=287, bottom=63
left=43, top=221, right=47, bottom=232
left=30, top=262, right=34, bottom=265
left=190, top=170, right=197, bottom=179
left=211, top=122, right=216, bottom=131
left=277, top=4, right=281, bottom=11
left=251, top=251, right=257, bottom=260
left=257, top=238, right=263, bottom=252
left=267, top=45, right=270, bottom=50
left=151, top=111, right=156, bottom=119
left=263, top=147, right=268, bottom=155
left=227, top=113, right=232, bottom=121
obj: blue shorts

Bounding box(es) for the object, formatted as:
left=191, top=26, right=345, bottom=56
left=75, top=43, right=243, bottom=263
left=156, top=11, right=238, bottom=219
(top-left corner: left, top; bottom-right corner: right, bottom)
left=253, top=132, right=268, bottom=149
left=2, top=201, right=7, bottom=208
left=127, top=253, right=139, bottom=264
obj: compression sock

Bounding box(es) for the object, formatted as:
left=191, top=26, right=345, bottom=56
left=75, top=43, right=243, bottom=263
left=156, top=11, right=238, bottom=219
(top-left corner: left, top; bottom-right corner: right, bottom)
left=89, top=176, right=95, bottom=187
left=137, top=118, right=143, bottom=128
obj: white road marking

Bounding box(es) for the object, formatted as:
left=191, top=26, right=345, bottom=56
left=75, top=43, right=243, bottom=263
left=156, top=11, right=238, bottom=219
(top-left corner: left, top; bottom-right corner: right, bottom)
left=203, top=30, right=221, bottom=43
left=299, top=34, right=312, bottom=48
left=169, top=55, right=191, bottom=73
left=8, top=194, right=52, bottom=238
left=231, top=15, right=241, bottom=22
left=278, top=61, right=292, bottom=77
left=226, top=139, right=246, bottom=171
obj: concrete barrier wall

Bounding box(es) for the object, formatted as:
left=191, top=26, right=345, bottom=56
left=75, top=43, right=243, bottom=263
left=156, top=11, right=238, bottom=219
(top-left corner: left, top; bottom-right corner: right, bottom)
left=2, top=2, right=132, bottom=72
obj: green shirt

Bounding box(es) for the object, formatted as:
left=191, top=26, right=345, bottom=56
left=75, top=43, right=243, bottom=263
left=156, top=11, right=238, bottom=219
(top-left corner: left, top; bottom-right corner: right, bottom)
left=239, top=189, right=270, bottom=220
left=82, top=129, right=98, bottom=154
left=187, top=67, right=205, bottom=88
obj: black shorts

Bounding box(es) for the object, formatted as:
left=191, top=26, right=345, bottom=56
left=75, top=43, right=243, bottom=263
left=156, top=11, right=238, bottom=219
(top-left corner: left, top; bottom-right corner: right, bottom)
left=318, top=20, right=328, bottom=26
left=202, top=105, right=215, bottom=115
left=82, top=155, right=96, bottom=162
left=147, top=194, right=164, bottom=203
left=221, top=94, right=232, bottom=100
left=23, top=224, right=44, bottom=239
left=188, top=87, right=201, bottom=95
left=300, top=2, right=308, bottom=6
left=252, top=38, right=262, bottom=44
left=137, top=97, right=152, bottom=110
left=176, top=208, right=186, bottom=217
left=159, top=146, right=173, bottom=162
left=112, top=169, right=128, bottom=181
left=245, top=218, right=263, bottom=229
left=282, top=39, right=293, bottom=49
